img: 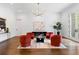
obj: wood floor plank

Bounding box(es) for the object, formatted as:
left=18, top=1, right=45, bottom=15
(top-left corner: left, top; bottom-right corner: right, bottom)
left=0, top=37, right=79, bottom=55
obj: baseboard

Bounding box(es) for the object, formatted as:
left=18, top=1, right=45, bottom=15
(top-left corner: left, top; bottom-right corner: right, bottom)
left=63, top=36, right=79, bottom=43
left=0, top=36, right=17, bottom=44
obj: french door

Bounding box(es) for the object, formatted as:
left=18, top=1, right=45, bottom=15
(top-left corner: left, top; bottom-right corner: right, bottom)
left=71, top=12, right=79, bottom=40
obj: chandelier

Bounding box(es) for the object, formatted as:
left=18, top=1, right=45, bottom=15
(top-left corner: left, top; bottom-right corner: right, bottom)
left=32, top=3, right=44, bottom=16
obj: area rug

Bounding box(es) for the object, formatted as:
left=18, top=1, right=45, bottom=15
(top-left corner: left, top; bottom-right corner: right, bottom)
left=17, top=39, right=67, bottom=49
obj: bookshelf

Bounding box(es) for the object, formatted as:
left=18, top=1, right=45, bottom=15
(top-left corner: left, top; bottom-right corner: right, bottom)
left=0, top=18, right=6, bottom=31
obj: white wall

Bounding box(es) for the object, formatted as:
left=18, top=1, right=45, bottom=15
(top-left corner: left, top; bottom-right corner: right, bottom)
left=16, top=13, right=33, bottom=35
left=43, top=12, right=59, bottom=33
left=60, top=4, right=79, bottom=37
left=0, top=4, right=16, bottom=38
left=16, top=12, right=59, bottom=35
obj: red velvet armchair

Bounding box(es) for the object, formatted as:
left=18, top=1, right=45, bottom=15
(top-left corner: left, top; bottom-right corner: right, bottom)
left=25, top=34, right=31, bottom=46
left=46, top=32, right=53, bottom=39
left=51, top=35, right=61, bottom=46
left=31, top=32, right=35, bottom=39
left=27, top=32, right=35, bottom=39
left=20, top=35, right=26, bottom=47
left=20, top=34, right=32, bottom=47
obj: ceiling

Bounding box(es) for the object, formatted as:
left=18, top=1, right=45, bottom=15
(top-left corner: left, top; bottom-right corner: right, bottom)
left=8, top=3, right=72, bottom=14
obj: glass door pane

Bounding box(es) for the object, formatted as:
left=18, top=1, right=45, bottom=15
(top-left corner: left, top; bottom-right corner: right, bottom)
left=71, top=13, right=76, bottom=38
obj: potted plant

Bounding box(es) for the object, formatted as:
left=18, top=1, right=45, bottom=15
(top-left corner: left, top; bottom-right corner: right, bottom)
left=53, top=22, right=62, bottom=35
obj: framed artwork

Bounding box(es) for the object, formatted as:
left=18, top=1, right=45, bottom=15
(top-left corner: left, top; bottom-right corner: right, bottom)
left=33, top=21, right=45, bottom=31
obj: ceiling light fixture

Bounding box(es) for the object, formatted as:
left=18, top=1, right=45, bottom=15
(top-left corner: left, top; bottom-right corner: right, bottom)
left=32, top=3, right=44, bottom=16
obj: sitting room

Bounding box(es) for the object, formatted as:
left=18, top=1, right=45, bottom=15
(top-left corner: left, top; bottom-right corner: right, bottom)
left=0, top=3, right=79, bottom=55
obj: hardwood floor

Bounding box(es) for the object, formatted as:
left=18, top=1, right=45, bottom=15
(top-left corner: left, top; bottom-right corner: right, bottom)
left=0, top=36, right=79, bottom=55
